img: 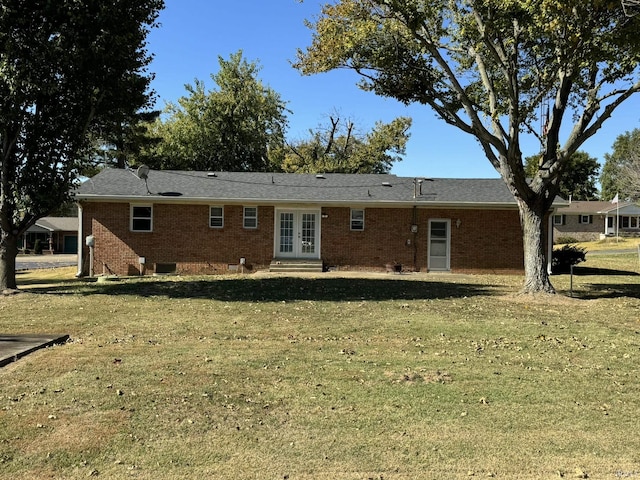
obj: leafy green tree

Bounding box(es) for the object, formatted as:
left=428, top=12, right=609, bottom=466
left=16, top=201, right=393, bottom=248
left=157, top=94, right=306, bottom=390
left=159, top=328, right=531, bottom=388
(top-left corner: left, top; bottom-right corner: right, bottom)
left=0, top=0, right=163, bottom=292
left=282, top=116, right=411, bottom=173
left=82, top=109, right=162, bottom=177
left=150, top=51, right=288, bottom=172
left=600, top=128, right=640, bottom=201
left=525, top=151, right=600, bottom=201
left=296, top=0, right=640, bottom=294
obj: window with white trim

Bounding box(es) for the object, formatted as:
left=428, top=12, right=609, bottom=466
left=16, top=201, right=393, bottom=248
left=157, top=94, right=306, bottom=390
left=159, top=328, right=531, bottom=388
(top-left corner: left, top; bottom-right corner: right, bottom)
left=621, top=216, right=630, bottom=228
left=350, top=209, right=364, bottom=231
left=131, top=205, right=152, bottom=232
left=553, top=215, right=564, bottom=225
left=210, top=206, right=224, bottom=228
left=631, top=217, right=638, bottom=229
left=243, top=206, right=258, bottom=229
left=579, top=215, right=592, bottom=224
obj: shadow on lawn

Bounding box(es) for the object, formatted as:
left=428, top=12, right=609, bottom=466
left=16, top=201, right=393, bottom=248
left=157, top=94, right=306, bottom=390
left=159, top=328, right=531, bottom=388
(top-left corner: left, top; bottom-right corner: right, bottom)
left=571, top=266, right=639, bottom=276
left=27, top=276, right=500, bottom=302
left=560, top=266, right=640, bottom=300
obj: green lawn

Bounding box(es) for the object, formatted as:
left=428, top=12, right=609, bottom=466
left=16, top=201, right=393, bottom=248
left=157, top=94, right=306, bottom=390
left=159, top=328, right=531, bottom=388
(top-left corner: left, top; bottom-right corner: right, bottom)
left=1, top=254, right=639, bottom=479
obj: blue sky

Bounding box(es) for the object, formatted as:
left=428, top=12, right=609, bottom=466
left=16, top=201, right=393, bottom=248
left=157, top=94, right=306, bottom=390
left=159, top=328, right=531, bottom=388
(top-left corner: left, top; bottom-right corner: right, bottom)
left=146, top=0, right=640, bottom=180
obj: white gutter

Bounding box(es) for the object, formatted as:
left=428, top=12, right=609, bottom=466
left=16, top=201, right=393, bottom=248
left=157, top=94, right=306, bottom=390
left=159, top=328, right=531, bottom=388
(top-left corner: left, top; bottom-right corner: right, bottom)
left=74, top=194, right=521, bottom=210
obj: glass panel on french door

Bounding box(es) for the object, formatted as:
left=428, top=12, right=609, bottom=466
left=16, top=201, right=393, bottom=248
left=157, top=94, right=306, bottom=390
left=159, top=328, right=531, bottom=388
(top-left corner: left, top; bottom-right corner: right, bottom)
left=301, top=213, right=316, bottom=254
left=279, top=212, right=294, bottom=254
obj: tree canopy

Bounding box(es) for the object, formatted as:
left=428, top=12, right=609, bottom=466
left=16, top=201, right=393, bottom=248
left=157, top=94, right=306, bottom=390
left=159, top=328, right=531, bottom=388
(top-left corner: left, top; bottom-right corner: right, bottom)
left=296, top=0, right=640, bottom=293
left=282, top=116, right=411, bottom=173
left=601, top=128, right=640, bottom=201
left=148, top=51, right=288, bottom=172
left=525, top=151, right=600, bottom=201
left=0, top=0, right=164, bottom=291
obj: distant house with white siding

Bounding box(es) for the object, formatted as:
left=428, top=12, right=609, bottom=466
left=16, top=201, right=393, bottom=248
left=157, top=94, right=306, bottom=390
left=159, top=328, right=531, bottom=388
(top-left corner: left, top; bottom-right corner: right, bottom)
left=553, top=200, right=640, bottom=241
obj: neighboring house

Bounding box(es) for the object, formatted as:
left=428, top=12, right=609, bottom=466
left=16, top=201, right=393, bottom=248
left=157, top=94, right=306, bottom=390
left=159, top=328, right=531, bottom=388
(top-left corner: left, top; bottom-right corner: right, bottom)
left=553, top=200, right=640, bottom=242
left=20, top=217, right=79, bottom=254
left=74, top=169, right=561, bottom=277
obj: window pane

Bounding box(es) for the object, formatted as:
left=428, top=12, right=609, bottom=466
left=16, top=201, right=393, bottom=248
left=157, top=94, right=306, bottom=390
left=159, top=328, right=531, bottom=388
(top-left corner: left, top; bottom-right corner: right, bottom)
left=244, top=207, right=258, bottom=228
left=430, top=221, right=447, bottom=239
left=279, top=213, right=294, bottom=253
left=210, top=206, right=223, bottom=228
left=132, top=218, right=151, bottom=231
left=431, top=240, right=447, bottom=256
left=351, top=209, right=364, bottom=230
left=131, top=205, right=152, bottom=231
left=133, top=206, right=151, bottom=218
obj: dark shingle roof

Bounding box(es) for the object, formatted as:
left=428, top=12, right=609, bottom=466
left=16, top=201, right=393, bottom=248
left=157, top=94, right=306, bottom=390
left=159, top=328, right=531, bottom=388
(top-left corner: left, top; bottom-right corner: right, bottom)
left=75, top=168, right=520, bottom=206
left=34, top=217, right=78, bottom=232
left=555, top=200, right=633, bottom=214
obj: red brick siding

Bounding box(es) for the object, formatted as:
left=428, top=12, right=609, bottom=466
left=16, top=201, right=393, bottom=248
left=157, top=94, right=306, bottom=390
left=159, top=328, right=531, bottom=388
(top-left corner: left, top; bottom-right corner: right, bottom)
left=445, top=209, right=524, bottom=274
left=321, top=207, right=417, bottom=270
left=321, top=207, right=524, bottom=273
left=82, top=202, right=274, bottom=276
left=81, top=202, right=526, bottom=276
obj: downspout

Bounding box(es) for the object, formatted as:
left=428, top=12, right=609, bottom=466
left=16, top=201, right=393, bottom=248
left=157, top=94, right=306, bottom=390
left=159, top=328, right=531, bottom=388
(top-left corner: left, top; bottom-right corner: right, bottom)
left=547, top=211, right=554, bottom=275
left=412, top=205, right=418, bottom=271
left=75, top=202, right=83, bottom=277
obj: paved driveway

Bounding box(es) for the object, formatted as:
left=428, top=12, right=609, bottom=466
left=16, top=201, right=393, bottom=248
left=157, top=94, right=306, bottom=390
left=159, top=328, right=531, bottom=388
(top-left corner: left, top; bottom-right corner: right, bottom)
left=16, top=254, right=77, bottom=271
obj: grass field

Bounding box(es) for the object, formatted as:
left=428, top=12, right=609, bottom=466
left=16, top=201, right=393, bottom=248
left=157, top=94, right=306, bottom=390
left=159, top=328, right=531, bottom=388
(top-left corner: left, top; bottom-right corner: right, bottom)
left=1, top=251, right=639, bottom=479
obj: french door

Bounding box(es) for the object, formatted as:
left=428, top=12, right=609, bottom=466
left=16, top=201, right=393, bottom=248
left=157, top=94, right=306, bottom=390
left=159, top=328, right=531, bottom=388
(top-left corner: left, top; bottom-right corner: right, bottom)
left=276, top=210, right=320, bottom=258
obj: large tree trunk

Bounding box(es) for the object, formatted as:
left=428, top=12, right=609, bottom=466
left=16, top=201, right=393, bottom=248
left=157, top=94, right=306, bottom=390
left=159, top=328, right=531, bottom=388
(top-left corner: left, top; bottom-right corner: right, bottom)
left=0, top=233, right=19, bottom=292
left=517, top=198, right=555, bottom=294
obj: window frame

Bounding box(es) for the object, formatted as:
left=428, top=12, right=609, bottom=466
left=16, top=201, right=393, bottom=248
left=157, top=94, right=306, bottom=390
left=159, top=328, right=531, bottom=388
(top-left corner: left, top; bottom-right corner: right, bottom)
left=621, top=216, right=630, bottom=228
left=243, top=206, right=258, bottom=229
left=579, top=214, right=591, bottom=224
left=350, top=208, right=365, bottom=231
left=209, top=206, right=224, bottom=229
left=130, top=204, right=153, bottom=232
left=553, top=214, right=564, bottom=226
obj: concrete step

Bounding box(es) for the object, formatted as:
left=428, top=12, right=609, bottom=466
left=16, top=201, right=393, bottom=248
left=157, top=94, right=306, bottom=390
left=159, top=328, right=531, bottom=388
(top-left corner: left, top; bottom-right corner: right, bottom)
left=269, top=259, right=323, bottom=273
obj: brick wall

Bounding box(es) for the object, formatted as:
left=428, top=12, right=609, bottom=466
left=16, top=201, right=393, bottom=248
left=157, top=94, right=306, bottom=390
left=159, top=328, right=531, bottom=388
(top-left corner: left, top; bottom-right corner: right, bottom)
left=320, top=207, right=524, bottom=273
left=81, top=201, right=526, bottom=276
left=82, top=202, right=274, bottom=276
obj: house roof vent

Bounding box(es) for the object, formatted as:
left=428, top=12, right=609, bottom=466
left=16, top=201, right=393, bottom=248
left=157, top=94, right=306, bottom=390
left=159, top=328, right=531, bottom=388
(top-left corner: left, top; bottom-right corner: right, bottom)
left=381, top=181, right=392, bottom=187
left=207, top=172, right=217, bottom=178
left=316, top=174, right=325, bottom=179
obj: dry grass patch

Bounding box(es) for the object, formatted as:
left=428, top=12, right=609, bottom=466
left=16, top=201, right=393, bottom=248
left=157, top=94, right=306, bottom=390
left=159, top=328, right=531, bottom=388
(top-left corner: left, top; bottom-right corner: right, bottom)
left=1, top=255, right=639, bottom=479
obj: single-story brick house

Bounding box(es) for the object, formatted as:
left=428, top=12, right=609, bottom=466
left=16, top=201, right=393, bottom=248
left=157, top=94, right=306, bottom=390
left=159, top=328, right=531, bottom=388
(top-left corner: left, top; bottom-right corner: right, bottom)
left=20, top=217, right=79, bottom=254
left=74, top=168, right=560, bottom=276
left=553, top=200, right=640, bottom=242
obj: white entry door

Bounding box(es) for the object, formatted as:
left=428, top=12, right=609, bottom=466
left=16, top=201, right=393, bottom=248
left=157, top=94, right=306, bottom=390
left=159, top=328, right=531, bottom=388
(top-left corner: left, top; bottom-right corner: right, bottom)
left=428, top=219, right=450, bottom=271
left=276, top=210, right=320, bottom=258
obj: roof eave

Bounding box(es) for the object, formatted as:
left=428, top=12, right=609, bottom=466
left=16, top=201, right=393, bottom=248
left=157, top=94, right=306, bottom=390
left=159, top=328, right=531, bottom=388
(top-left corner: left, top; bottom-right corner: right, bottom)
left=76, top=194, right=520, bottom=209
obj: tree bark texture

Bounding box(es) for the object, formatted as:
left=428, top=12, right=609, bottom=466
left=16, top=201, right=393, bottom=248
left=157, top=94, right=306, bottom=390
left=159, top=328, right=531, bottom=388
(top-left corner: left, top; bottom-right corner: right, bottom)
left=517, top=199, right=555, bottom=294
left=0, top=233, right=18, bottom=292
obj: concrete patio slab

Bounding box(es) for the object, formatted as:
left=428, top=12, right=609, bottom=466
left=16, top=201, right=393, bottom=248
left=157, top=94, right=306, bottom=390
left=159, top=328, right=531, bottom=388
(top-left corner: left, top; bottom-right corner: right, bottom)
left=0, top=334, right=69, bottom=368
